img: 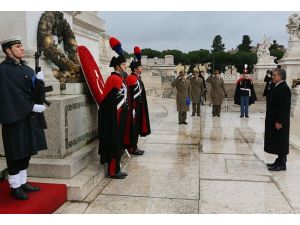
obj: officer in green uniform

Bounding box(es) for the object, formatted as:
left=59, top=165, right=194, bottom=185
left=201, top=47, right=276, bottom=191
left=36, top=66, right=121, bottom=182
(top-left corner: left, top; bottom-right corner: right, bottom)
left=206, top=69, right=227, bottom=117
left=171, top=71, right=191, bottom=124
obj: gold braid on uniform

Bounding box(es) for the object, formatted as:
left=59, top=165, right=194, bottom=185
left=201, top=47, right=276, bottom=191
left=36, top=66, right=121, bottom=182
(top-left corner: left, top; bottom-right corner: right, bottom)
left=37, top=11, right=83, bottom=84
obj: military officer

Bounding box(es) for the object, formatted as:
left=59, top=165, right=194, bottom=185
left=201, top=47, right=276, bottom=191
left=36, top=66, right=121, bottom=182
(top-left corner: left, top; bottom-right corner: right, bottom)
left=189, top=70, right=204, bottom=116
left=171, top=71, right=191, bottom=124
left=206, top=69, right=227, bottom=117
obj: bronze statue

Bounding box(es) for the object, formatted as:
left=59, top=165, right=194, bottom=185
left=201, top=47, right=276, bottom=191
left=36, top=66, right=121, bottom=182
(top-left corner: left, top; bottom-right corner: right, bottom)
left=292, top=78, right=300, bottom=88
left=37, top=11, right=83, bottom=85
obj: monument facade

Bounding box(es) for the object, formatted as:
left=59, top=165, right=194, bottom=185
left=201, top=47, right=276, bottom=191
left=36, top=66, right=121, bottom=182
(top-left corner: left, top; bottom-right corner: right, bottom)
left=279, top=13, right=300, bottom=85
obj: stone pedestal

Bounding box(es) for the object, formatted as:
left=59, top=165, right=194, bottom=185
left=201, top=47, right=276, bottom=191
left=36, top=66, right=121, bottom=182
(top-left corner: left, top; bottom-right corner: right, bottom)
left=291, top=86, right=300, bottom=118
left=279, top=40, right=300, bottom=86
left=254, top=64, right=277, bottom=81
left=0, top=94, right=98, bottom=158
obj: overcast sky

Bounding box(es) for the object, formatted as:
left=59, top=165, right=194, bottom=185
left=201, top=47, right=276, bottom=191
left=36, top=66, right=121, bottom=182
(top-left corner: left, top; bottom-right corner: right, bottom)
left=100, top=11, right=295, bottom=53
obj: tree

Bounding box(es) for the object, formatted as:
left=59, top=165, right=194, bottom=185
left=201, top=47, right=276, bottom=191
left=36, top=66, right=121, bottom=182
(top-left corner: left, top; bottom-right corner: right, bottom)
left=141, top=48, right=162, bottom=58
left=232, top=51, right=257, bottom=73
left=211, top=35, right=225, bottom=53
left=212, top=51, right=233, bottom=72
left=162, top=49, right=189, bottom=65
left=123, top=50, right=133, bottom=59
left=237, top=35, right=252, bottom=52
left=270, top=40, right=284, bottom=51
left=269, top=40, right=285, bottom=61
left=270, top=49, right=284, bottom=61
left=188, top=49, right=211, bottom=65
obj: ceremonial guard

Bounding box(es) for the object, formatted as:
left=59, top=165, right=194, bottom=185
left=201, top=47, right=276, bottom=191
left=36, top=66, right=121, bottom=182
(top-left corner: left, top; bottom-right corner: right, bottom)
left=234, top=65, right=257, bottom=118
left=189, top=70, right=204, bottom=116
left=123, top=47, right=151, bottom=156
left=206, top=69, right=227, bottom=117
left=98, top=37, right=128, bottom=179
left=171, top=71, right=191, bottom=124
left=264, top=68, right=291, bottom=171
left=0, top=36, right=47, bottom=200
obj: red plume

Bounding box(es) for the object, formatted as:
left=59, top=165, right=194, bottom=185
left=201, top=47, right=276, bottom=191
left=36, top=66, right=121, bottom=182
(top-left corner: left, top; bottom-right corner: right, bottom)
left=134, top=46, right=141, bottom=55
left=109, top=37, right=121, bottom=48
left=109, top=37, right=123, bottom=55
left=134, top=46, right=142, bottom=61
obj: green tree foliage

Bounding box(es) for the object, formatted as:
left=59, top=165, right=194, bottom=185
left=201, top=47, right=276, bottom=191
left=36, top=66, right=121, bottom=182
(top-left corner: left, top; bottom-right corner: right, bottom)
left=161, top=49, right=192, bottom=65
left=270, top=49, right=284, bottom=61
left=237, top=35, right=252, bottom=52
left=212, top=51, right=234, bottom=72
left=211, top=35, right=225, bottom=53
left=188, top=49, right=211, bottom=65
left=269, top=40, right=285, bottom=61
left=232, top=51, right=257, bottom=73
left=141, top=48, right=162, bottom=58
left=123, top=50, right=134, bottom=59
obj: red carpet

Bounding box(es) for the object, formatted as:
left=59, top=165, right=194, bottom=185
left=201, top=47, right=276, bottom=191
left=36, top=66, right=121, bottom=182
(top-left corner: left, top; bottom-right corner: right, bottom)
left=0, top=181, right=67, bottom=214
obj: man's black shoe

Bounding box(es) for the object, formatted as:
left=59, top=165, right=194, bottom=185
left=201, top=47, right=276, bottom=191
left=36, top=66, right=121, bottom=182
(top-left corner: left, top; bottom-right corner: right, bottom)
left=120, top=172, right=128, bottom=176
left=11, top=187, right=28, bottom=200
left=107, top=172, right=126, bottom=179
left=21, top=183, right=40, bottom=192
left=266, top=159, right=278, bottom=168
left=245, top=115, right=249, bottom=118
left=132, top=149, right=144, bottom=155
left=183, top=121, right=188, bottom=124
left=268, top=164, right=286, bottom=171
left=240, top=115, right=244, bottom=118
left=197, top=114, right=200, bottom=116
left=179, top=122, right=183, bottom=124
left=191, top=114, right=195, bottom=116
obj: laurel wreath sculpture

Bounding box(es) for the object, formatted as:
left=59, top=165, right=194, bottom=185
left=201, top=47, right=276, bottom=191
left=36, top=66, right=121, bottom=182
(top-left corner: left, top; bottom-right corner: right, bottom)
left=37, top=11, right=83, bottom=84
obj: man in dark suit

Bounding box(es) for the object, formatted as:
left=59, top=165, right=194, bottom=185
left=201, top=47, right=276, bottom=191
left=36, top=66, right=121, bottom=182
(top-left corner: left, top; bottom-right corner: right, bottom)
left=264, top=68, right=291, bottom=171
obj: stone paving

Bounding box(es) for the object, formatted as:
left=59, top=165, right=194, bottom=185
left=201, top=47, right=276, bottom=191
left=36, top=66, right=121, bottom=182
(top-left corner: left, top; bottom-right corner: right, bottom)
left=55, top=98, right=300, bottom=214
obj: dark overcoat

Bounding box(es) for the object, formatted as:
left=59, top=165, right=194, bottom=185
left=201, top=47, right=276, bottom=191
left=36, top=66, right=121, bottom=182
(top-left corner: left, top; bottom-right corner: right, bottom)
left=264, top=81, right=291, bottom=155
left=0, top=57, right=47, bottom=160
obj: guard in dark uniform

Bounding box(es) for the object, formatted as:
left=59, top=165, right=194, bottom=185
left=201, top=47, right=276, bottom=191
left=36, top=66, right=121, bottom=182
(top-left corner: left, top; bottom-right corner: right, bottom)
left=234, top=65, right=257, bottom=118
left=0, top=36, right=48, bottom=200
left=98, top=37, right=128, bottom=179
left=124, top=47, right=151, bottom=156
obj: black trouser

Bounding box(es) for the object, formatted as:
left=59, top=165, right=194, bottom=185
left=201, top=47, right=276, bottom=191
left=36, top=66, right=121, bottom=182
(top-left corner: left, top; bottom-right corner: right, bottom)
left=212, top=105, right=221, bottom=116
left=178, top=112, right=187, bottom=123
left=6, top=157, right=31, bottom=175
left=192, top=103, right=200, bottom=115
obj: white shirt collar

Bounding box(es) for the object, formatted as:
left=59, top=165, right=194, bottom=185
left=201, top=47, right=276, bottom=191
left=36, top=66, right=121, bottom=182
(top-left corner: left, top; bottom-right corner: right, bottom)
left=275, top=80, right=284, bottom=87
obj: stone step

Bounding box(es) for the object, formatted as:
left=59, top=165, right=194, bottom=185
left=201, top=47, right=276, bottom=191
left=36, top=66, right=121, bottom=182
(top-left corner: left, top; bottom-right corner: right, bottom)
left=28, top=139, right=99, bottom=179
left=0, top=158, right=6, bottom=172
left=29, top=155, right=131, bottom=201
left=29, top=158, right=105, bottom=201
left=0, top=157, right=8, bottom=180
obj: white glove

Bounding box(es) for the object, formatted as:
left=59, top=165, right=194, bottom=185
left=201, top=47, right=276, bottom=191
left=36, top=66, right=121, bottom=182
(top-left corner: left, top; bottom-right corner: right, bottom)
left=32, top=104, right=46, bottom=113
left=36, top=71, right=45, bottom=80
left=132, top=109, right=136, bottom=118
